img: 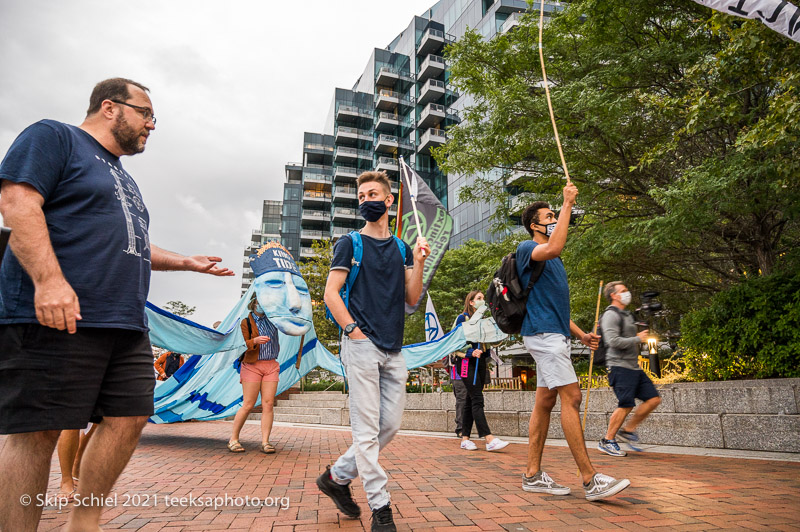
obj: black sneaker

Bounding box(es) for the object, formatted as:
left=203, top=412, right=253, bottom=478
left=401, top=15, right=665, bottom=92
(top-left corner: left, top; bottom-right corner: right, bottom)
left=371, top=503, right=397, bottom=532
left=316, top=466, right=360, bottom=518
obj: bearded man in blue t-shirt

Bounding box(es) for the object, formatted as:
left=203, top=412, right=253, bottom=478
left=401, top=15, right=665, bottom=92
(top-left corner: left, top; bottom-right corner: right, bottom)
left=317, top=170, right=429, bottom=532
left=0, top=78, right=234, bottom=532
left=516, top=183, right=630, bottom=502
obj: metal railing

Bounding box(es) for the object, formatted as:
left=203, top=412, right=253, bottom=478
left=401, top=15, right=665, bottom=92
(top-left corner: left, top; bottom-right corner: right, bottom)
left=485, top=377, right=522, bottom=390
left=333, top=206, right=358, bottom=216
left=302, top=210, right=330, bottom=219
left=422, top=54, right=445, bottom=67
left=302, top=191, right=331, bottom=200
left=300, top=230, right=324, bottom=239
left=304, top=143, right=333, bottom=152
left=377, top=66, right=414, bottom=81
left=334, top=165, right=359, bottom=176
left=304, top=173, right=332, bottom=183
left=331, top=226, right=351, bottom=236
left=377, top=156, right=399, bottom=167
left=334, top=187, right=357, bottom=196
left=377, top=89, right=414, bottom=105
left=335, top=147, right=372, bottom=159
left=305, top=163, right=332, bottom=171
left=336, top=126, right=371, bottom=137
left=337, top=104, right=371, bottom=116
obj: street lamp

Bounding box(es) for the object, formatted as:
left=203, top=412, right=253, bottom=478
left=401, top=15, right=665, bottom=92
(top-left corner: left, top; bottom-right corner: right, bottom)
left=647, top=337, right=658, bottom=355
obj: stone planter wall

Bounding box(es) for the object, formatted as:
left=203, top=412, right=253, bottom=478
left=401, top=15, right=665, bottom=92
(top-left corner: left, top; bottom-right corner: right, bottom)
left=395, top=378, right=800, bottom=452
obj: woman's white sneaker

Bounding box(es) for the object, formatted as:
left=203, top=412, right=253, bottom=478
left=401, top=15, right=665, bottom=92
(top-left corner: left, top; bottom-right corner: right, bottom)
left=486, top=438, right=509, bottom=451
left=460, top=440, right=478, bottom=450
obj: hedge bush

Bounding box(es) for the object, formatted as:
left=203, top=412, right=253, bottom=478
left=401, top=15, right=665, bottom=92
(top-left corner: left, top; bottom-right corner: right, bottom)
left=680, top=270, right=800, bottom=380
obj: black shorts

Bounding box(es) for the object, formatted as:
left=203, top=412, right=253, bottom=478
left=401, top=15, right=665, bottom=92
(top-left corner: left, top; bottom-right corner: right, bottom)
left=0, top=324, right=155, bottom=434
left=608, top=366, right=659, bottom=408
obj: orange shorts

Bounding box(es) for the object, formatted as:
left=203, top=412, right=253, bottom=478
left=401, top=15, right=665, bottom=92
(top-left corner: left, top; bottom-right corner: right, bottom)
left=240, top=359, right=280, bottom=383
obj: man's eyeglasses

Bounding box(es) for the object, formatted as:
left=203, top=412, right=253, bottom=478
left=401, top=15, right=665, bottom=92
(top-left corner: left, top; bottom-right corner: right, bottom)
left=110, top=100, right=156, bottom=125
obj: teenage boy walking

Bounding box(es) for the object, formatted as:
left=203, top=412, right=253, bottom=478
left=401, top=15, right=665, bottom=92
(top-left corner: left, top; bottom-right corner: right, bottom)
left=517, top=183, right=630, bottom=501
left=318, top=171, right=429, bottom=531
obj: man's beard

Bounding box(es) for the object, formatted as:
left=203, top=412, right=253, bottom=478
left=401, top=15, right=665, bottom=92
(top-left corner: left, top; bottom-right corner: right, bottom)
left=111, top=113, right=146, bottom=155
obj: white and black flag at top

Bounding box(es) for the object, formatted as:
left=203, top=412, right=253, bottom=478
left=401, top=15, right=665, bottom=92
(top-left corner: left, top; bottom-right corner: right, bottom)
left=691, top=0, right=800, bottom=42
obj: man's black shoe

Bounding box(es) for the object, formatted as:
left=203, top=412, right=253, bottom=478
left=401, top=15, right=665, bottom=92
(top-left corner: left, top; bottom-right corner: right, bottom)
left=371, top=503, right=396, bottom=532
left=316, top=466, right=361, bottom=518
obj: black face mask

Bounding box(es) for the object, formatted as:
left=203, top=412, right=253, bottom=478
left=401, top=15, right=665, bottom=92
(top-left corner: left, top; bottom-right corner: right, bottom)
left=359, top=199, right=387, bottom=222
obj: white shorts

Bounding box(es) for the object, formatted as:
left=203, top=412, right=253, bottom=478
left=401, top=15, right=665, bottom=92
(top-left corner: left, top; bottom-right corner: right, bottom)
left=523, top=333, right=577, bottom=389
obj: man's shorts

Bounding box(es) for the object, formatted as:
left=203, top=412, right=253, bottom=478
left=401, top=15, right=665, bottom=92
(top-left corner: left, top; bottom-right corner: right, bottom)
left=608, top=366, right=660, bottom=408
left=0, top=324, right=155, bottom=434
left=240, top=359, right=280, bottom=383
left=523, top=333, right=578, bottom=389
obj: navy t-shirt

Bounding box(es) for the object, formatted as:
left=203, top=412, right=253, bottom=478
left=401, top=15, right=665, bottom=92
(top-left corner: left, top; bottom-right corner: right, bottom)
left=330, top=233, right=413, bottom=351
left=0, top=120, right=151, bottom=331
left=515, top=240, right=570, bottom=337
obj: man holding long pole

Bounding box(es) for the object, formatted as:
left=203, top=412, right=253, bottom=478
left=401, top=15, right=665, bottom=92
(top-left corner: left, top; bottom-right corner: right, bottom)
left=516, top=186, right=630, bottom=502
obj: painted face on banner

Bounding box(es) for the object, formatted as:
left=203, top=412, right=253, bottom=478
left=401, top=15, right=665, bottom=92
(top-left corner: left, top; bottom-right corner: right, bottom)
left=252, top=271, right=312, bottom=336
left=249, top=242, right=313, bottom=336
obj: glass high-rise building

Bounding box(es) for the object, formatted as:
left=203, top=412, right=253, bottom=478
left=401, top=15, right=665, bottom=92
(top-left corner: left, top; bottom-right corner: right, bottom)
left=240, top=199, right=282, bottom=294
left=276, top=0, right=562, bottom=258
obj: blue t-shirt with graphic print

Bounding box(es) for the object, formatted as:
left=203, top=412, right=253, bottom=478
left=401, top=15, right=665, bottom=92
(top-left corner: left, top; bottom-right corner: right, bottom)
left=515, top=240, right=571, bottom=337
left=0, top=120, right=152, bottom=331
left=330, top=233, right=413, bottom=352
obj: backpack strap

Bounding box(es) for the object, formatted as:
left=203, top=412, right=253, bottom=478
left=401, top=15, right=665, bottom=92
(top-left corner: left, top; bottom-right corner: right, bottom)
left=522, top=260, right=546, bottom=298
left=392, top=235, right=407, bottom=263
left=246, top=313, right=253, bottom=337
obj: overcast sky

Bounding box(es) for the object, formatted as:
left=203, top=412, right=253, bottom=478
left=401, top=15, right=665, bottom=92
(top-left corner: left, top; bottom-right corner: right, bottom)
left=0, top=0, right=437, bottom=326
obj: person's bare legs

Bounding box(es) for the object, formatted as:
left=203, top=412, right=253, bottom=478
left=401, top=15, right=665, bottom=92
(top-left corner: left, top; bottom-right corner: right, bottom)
left=230, top=381, right=261, bottom=445
left=605, top=407, right=633, bottom=440
left=73, top=422, right=99, bottom=479
left=558, top=383, right=596, bottom=484
left=525, top=386, right=557, bottom=476
left=622, top=396, right=661, bottom=432
left=65, top=416, right=148, bottom=532
left=259, top=380, right=278, bottom=444
left=57, top=429, right=80, bottom=498
left=0, top=430, right=60, bottom=532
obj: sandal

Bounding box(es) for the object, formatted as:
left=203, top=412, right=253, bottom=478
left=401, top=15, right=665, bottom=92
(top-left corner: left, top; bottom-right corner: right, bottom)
left=260, top=442, right=276, bottom=454
left=227, top=440, right=245, bottom=453
left=55, top=489, right=77, bottom=503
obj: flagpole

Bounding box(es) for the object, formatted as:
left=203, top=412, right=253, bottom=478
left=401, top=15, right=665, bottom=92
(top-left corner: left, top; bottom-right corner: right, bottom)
left=399, top=156, right=426, bottom=257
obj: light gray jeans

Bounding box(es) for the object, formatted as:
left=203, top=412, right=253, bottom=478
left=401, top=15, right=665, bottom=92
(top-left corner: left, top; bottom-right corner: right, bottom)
left=330, top=335, right=407, bottom=510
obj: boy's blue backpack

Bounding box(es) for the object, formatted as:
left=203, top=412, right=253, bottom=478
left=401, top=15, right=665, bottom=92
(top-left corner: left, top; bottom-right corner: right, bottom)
left=325, top=231, right=407, bottom=330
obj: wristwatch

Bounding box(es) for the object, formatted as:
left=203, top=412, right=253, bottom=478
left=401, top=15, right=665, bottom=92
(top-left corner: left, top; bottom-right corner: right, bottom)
left=343, top=322, right=358, bottom=336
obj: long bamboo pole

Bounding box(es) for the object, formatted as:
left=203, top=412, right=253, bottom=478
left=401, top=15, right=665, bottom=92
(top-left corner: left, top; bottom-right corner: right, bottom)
left=582, top=281, right=604, bottom=432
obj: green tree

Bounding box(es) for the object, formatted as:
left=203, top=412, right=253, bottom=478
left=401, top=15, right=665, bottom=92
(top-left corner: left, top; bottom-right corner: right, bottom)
left=298, top=239, right=340, bottom=354
left=434, top=0, right=800, bottom=327
left=164, top=300, right=195, bottom=317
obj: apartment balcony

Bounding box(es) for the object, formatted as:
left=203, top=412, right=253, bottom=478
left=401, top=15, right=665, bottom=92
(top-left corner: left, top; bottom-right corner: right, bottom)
left=301, top=209, right=331, bottom=223
left=333, top=186, right=357, bottom=200
left=331, top=226, right=353, bottom=240
left=500, top=10, right=524, bottom=33
left=376, top=156, right=399, bottom=173
left=303, top=142, right=333, bottom=155
left=375, top=111, right=400, bottom=132
left=336, top=103, right=372, bottom=122
left=418, top=79, right=446, bottom=105
left=418, top=128, right=446, bottom=153
left=299, top=246, right=319, bottom=259
left=417, top=27, right=446, bottom=56
left=303, top=171, right=332, bottom=186
left=376, top=66, right=414, bottom=87
left=300, top=230, right=326, bottom=242
left=332, top=206, right=358, bottom=221
left=334, top=165, right=359, bottom=183
left=302, top=190, right=331, bottom=206
left=335, top=126, right=372, bottom=145
left=417, top=102, right=446, bottom=129
left=335, top=146, right=372, bottom=163
left=375, top=89, right=414, bottom=111
left=374, top=134, right=401, bottom=153
left=417, top=54, right=445, bottom=83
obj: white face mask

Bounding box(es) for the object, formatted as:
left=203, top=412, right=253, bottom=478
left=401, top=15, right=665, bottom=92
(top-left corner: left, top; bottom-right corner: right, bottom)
left=618, top=291, right=632, bottom=306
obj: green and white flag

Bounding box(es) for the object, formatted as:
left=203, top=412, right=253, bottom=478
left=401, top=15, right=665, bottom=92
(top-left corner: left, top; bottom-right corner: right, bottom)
left=396, top=157, right=453, bottom=314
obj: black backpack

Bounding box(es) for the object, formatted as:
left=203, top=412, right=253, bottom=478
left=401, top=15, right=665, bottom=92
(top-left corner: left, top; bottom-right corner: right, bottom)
left=164, top=352, right=181, bottom=377
left=593, top=306, right=623, bottom=366
left=486, top=252, right=545, bottom=334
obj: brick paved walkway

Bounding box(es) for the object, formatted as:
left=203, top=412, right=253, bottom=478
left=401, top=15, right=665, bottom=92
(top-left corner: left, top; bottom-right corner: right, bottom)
left=26, top=422, right=800, bottom=530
